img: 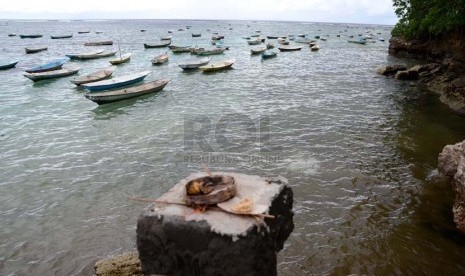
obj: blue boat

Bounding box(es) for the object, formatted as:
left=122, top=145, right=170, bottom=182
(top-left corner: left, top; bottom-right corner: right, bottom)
left=261, top=51, right=277, bottom=59
left=25, top=58, right=69, bottom=73
left=0, top=61, right=19, bottom=70
left=82, top=71, right=151, bottom=92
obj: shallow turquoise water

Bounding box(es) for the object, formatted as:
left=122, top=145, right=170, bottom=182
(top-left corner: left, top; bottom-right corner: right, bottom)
left=1, top=19, right=465, bottom=275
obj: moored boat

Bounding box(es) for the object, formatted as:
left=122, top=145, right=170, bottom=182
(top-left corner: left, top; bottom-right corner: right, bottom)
left=78, top=31, right=90, bottom=34
left=25, top=58, right=69, bottom=73
left=195, top=48, right=226, bottom=56
left=251, top=46, right=267, bottom=55
left=23, top=67, right=80, bottom=81
left=51, top=34, right=73, bottom=39
left=171, top=47, right=191, bottom=53
left=8, top=33, right=17, bottom=37
left=82, top=70, right=151, bottom=92
left=0, top=61, right=19, bottom=70
left=71, top=66, right=116, bottom=85
left=348, top=39, right=366, bottom=45
left=261, top=51, right=277, bottom=59
left=19, top=34, right=42, bottom=39
left=109, top=53, right=132, bottom=65
left=310, top=44, right=320, bottom=51
left=247, top=39, right=261, bottom=45
left=84, top=40, right=113, bottom=46
left=84, top=79, right=170, bottom=105
left=169, top=44, right=191, bottom=50
left=178, top=57, right=210, bottom=70
left=94, top=50, right=117, bottom=58
left=266, top=42, right=275, bottom=49
left=144, top=41, right=171, bottom=48
left=192, top=33, right=201, bottom=37
left=266, top=35, right=278, bottom=39
left=66, top=49, right=105, bottom=59
left=278, top=46, right=303, bottom=52
left=199, top=59, right=235, bottom=72
left=25, top=46, right=48, bottom=54
left=151, top=52, right=169, bottom=65
left=161, top=35, right=172, bottom=41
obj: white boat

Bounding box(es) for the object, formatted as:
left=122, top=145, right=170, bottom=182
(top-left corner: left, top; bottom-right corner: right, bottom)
left=178, top=58, right=210, bottom=70
left=71, top=66, right=116, bottom=85
left=152, top=52, right=169, bottom=65
left=251, top=46, right=267, bottom=55
left=66, top=49, right=105, bottom=59
left=24, top=67, right=80, bottom=82
left=109, top=53, right=132, bottom=65
left=199, top=59, right=235, bottom=72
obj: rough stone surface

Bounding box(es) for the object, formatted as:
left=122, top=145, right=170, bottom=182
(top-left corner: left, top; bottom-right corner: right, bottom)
left=395, top=69, right=419, bottom=80
left=376, top=64, right=407, bottom=76
left=438, top=141, right=465, bottom=233
left=136, top=172, right=294, bottom=276
left=94, top=251, right=144, bottom=276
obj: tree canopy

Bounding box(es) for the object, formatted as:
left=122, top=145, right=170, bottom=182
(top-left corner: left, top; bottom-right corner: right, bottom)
left=392, top=0, right=465, bottom=39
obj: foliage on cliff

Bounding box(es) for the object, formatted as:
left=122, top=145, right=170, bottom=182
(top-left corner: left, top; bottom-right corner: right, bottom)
left=392, top=0, right=465, bottom=39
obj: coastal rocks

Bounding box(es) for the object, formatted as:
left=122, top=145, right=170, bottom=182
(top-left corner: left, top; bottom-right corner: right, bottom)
left=395, top=69, right=419, bottom=80
left=136, top=172, right=294, bottom=276
left=94, top=251, right=144, bottom=276
left=377, top=64, right=407, bottom=76
left=438, top=140, right=465, bottom=233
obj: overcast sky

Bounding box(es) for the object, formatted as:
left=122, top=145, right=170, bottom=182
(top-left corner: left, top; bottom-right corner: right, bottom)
left=0, top=0, right=398, bottom=25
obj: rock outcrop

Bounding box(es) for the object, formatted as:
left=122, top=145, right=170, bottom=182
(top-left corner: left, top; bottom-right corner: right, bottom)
left=94, top=252, right=144, bottom=276
left=384, top=34, right=465, bottom=113
left=438, top=141, right=465, bottom=233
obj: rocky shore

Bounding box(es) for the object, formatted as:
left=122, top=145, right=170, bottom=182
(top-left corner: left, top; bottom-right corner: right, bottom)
left=383, top=32, right=465, bottom=233
left=379, top=34, right=465, bottom=113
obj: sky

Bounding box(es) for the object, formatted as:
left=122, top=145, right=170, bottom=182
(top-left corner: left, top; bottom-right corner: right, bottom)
left=0, top=0, right=398, bottom=25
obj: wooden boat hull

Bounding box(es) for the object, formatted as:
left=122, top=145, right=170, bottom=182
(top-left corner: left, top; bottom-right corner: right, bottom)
left=194, top=48, right=225, bottom=56
left=24, top=68, right=80, bottom=82
left=66, top=49, right=105, bottom=59
left=84, top=79, right=170, bottom=105
left=109, top=53, right=131, bottom=65
left=251, top=47, right=266, bottom=55
left=0, top=61, right=19, bottom=70
left=25, top=47, right=48, bottom=54
left=20, top=34, right=42, bottom=39
left=71, top=66, right=116, bottom=85
left=278, top=46, right=303, bottom=52
left=51, top=35, right=73, bottom=39
left=82, top=71, right=151, bottom=92
left=84, top=40, right=113, bottom=46
left=261, top=51, right=277, bottom=59
left=348, top=40, right=366, bottom=45
left=144, top=42, right=170, bottom=48
left=178, top=58, right=210, bottom=70
left=199, top=59, right=235, bottom=72
left=152, top=54, right=169, bottom=65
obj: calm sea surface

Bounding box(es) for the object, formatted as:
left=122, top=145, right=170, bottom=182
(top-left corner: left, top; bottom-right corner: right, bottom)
left=1, top=19, right=465, bottom=275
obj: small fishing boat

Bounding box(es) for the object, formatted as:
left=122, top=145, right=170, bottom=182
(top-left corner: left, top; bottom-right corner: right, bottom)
left=242, top=35, right=251, bottom=39
left=297, top=34, right=305, bottom=37
left=348, top=39, right=366, bottom=45
left=266, top=42, right=275, bottom=49
left=151, top=52, right=169, bottom=65
left=194, top=47, right=226, bottom=56
left=178, top=57, right=210, bottom=70
left=144, top=41, right=171, bottom=48
left=310, top=44, right=320, bottom=51
left=278, top=46, right=303, bottom=52
left=78, top=31, right=90, bottom=34
left=84, top=40, right=113, bottom=46
left=171, top=47, right=191, bottom=53
left=94, top=50, right=117, bottom=58
left=0, top=61, right=19, bottom=70
left=261, top=51, right=277, bottom=59
left=51, top=34, right=73, bottom=39
left=294, top=37, right=314, bottom=44
left=266, top=35, right=278, bottom=39
left=95, top=31, right=104, bottom=34
left=84, top=79, right=170, bottom=105
left=8, top=33, right=17, bottom=37
left=250, top=46, right=267, bottom=55
left=192, top=33, right=201, bottom=37
left=25, top=58, right=69, bottom=73
left=71, top=66, right=116, bottom=85
left=24, top=67, right=80, bottom=82
left=278, top=38, right=289, bottom=45
left=199, top=59, right=235, bottom=72
left=109, top=53, right=132, bottom=65
left=25, top=46, right=48, bottom=54
left=247, top=39, right=261, bottom=45
left=82, top=70, right=151, bottom=92
left=66, top=49, right=105, bottom=59
left=140, top=29, right=146, bottom=32
left=250, top=34, right=259, bottom=38
left=19, top=34, right=42, bottom=39
left=161, top=35, right=172, bottom=41
left=169, top=44, right=191, bottom=50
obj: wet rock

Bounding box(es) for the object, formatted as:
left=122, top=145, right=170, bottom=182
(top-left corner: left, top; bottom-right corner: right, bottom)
left=395, top=69, right=419, bottom=80
left=438, top=141, right=465, bottom=233
left=94, top=251, right=144, bottom=276
left=377, top=64, right=407, bottom=76
left=136, top=172, right=294, bottom=276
